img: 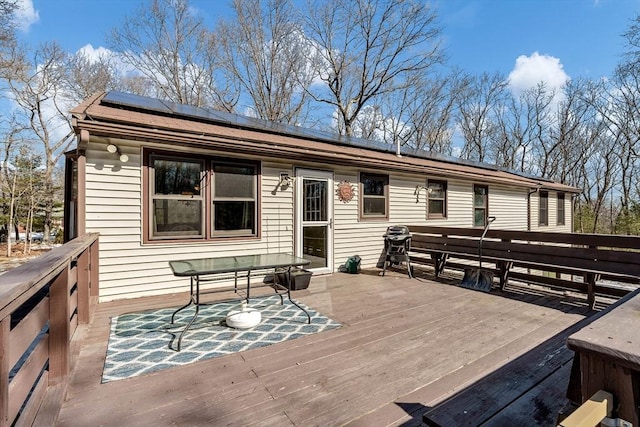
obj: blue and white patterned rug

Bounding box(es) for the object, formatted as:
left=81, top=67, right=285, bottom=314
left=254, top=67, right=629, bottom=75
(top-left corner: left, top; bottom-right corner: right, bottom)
left=103, top=294, right=340, bottom=383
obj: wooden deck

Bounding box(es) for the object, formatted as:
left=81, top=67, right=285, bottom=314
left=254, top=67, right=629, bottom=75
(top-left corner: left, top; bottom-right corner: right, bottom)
left=54, top=269, right=607, bottom=426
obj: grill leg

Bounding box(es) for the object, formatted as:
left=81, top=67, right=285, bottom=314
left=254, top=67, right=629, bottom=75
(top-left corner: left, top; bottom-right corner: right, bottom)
left=382, top=244, right=390, bottom=276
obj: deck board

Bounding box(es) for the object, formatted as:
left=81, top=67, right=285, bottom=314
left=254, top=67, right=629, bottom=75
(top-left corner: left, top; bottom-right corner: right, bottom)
left=55, top=270, right=606, bottom=426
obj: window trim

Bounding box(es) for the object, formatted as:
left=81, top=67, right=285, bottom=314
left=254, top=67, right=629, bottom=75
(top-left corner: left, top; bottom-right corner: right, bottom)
left=148, top=153, right=206, bottom=240
left=472, top=184, right=489, bottom=227
left=359, top=172, right=389, bottom=221
left=539, top=190, right=549, bottom=226
left=427, top=179, right=447, bottom=219
left=143, top=148, right=261, bottom=243
left=211, top=161, right=259, bottom=238
left=557, top=192, right=565, bottom=226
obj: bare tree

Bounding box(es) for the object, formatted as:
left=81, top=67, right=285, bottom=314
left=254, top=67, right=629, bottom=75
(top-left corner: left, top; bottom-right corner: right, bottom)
left=11, top=145, right=46, bottom=254
left=304, top=0, right=443, bottom=136
left=596, top=12, right=640, bottom=233
left=379, top=71, right=459, bottom=155
left=351, top=104, right=384, bottom=140
left=1, top=116, right=25, bottom=254
left=548, top=79, right=594, bottom=184
left=217, top=0, right=317, bottom=124
left=619, top=14, right=640, bottom=76
left=493, top=93, right=532, bottom=172
left=456, top=72, right=508, bottom=163
left=576, top=125, right=619, bottom=233
left=588, top=69, right=640, bottom=233
left=0, top=0, right=20, bottom=76
left=62, top=50, right=120, bottom=104
left=6, top=42, right=75, bottom=243
left=108, top=0, right=237, bottom=110
left=523, top=82, right=556, bottom=177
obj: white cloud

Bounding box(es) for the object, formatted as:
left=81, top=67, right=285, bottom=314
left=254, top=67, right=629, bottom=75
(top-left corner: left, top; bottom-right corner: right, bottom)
left=76, top=44, right=140, bottom=77
left=14, top=0, right=39, bottom=32
left=507, top=52, right=570, bottom=96
left=77, top=44, right=113, bottom=62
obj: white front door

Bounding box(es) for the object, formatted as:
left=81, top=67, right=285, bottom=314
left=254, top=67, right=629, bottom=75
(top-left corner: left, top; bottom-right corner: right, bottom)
left=295, top=169, right=334, bottom=274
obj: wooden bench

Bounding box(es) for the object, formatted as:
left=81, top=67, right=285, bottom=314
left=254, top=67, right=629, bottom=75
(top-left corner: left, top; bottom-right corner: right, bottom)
left=408, top=226, right=640, bottom=309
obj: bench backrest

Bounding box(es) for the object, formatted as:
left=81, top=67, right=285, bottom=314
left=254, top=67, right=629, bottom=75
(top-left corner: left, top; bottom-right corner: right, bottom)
left=409, top=226, right=640, bottom=281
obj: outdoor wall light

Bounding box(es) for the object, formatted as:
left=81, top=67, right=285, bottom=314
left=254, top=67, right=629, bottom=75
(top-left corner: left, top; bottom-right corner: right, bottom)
left=106, top=143, right=129, bottom=163
left=279, top=173, right=294, bottom=189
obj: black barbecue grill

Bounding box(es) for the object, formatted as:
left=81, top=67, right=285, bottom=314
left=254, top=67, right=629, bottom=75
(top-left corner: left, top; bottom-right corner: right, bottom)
left=382, top=225, right=413, bottom=278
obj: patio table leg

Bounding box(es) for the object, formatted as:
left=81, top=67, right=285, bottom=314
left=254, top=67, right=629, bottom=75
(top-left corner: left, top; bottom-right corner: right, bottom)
left=173, top=275, right=202, bottom=351
left=171, top=276, right=196, bottom=324
left=286, top=266, right=311, bottom=324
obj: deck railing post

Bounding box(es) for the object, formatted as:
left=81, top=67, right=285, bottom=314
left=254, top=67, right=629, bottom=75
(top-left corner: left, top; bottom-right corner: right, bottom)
left=0, top=316, right=9, bottom=427
left=584, top=273, right=599, bottom=310
left=49, top=265, right=71, bottom=384
left=76, top=248, right=90, bottom=324
left=91, top=239, right=99, bottom=296
left=498, top=261, right=513, bottom=291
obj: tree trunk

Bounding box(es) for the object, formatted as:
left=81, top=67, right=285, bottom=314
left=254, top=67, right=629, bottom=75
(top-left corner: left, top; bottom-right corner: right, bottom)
left=6, top=172, right=17, bottom=257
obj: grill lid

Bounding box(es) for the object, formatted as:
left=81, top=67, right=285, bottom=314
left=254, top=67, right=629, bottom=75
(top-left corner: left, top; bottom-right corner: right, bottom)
left=384, top=225, right=410, bottom=236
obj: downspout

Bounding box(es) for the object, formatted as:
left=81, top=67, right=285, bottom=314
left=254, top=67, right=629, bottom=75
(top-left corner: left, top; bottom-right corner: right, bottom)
left=527, top=186, right=541, bottom=231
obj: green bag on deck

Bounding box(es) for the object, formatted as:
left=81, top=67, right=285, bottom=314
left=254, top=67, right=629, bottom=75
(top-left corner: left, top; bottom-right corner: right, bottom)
left=344, top=255, right=361, bottom=274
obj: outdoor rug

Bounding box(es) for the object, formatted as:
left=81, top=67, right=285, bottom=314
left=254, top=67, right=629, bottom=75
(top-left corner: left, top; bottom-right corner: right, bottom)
left=102, top=294, right=341, bottom=383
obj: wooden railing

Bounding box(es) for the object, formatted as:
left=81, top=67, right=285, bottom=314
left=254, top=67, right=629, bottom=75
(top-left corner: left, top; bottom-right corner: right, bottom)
left=408, top=226, right=640, bottom=308
left=410, top=227, right=640, bottom=424
left=564, top=288, right=640, bottom=426
left=0, top=233, right=99, bottom=427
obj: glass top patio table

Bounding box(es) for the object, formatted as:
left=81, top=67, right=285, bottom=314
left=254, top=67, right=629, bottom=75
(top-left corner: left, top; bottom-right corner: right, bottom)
left=168, top=253, right=311, bottom=351
left=169, top=253, right=310, bottom=276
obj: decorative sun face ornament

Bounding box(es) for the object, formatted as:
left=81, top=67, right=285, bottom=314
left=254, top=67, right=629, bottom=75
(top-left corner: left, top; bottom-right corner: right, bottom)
left=336, top=180, right=355, bottom=203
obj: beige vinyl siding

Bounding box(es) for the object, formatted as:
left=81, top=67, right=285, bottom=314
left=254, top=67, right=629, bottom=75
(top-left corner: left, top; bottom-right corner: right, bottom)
left=429, top=182, right=527, bottom=271
left=389, top=175, right=432, bottom=223
left=333, top=171, right=382, bottom=271
left=443, top=180, right=472, bottom=227
left=85, top=139, right=295, bottom=301
left=84, top=137, right=572, bottom=301
left=488, top=185, right=528, bottom=230
left=332, top=175, right=532, bottom=271
left=332, top=171, right=430, bottom=271
left=527, top=190, right=573, bottom=278
left=261, top=164, right=294, bottom=254
left=530, top=190, right=572, bottom=233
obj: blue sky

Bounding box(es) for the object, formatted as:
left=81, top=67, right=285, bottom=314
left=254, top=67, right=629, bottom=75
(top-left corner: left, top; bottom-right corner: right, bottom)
left=14, top=0, right=640, bottom=94
left=437, top=0, right=637, bottom=78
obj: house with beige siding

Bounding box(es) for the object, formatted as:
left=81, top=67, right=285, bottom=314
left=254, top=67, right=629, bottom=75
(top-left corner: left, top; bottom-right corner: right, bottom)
left=66, top=91, right=579, bottom=302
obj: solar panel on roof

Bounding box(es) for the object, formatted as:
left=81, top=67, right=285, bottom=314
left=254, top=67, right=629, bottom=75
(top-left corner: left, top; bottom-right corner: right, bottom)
left=99, top=91, right=557, bottom=180
left=102, top=91, right=173, bottom=115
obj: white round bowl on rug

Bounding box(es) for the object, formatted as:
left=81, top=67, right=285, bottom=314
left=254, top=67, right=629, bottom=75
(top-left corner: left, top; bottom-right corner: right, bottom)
left=226, top=307, right=261, bottom=329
